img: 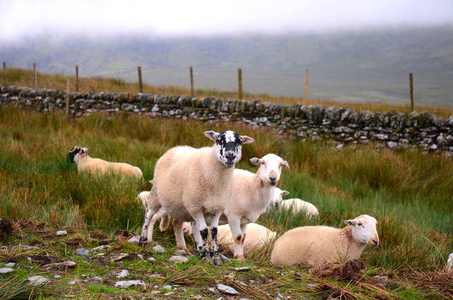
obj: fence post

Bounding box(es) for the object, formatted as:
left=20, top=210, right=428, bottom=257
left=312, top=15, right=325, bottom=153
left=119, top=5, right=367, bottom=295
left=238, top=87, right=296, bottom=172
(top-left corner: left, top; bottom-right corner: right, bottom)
left=3, top=62, right=6, bottom=85
left=190, top=67, right=194, bottom=97
left=238, top=68, right=243, bottom=100
left=75, top=65, right=79, bottom=92
left=66, top=78, right=70, bottom=119
left=409, top=73, right=414, bottom=112
left=33, top=63, right=37, bottom=89
left=137, top=66, right=143, bottom=93
left=304, top=69, right=309, bottom=106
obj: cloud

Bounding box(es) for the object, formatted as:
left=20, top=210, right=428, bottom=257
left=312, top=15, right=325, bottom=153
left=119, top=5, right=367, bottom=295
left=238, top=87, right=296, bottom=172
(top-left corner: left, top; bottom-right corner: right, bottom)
left=1, top=0, right=452, bottom=42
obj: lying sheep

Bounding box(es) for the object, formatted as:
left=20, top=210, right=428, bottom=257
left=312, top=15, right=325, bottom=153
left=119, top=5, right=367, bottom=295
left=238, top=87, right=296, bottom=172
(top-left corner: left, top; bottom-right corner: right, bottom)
left=67, top=146, right=143, bottom=179
left=184, top=223, right=276, bottom=256
left=269, top=188, right=319, bottom=217
left=140, top=130, right=254, bottom=261
left=271, top=214, right=379, bottom=267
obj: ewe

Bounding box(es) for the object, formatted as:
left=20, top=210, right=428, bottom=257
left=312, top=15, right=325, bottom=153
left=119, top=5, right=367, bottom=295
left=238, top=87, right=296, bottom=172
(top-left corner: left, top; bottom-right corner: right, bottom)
left=139, top=130, right=254, bottom=262
left=67, top=146, right=143, bottom=179
left=173, top=154, right=289, bottom=260
left=271, top=214, right=379, bottom=267
left=271, top=188, right=319, bottom=217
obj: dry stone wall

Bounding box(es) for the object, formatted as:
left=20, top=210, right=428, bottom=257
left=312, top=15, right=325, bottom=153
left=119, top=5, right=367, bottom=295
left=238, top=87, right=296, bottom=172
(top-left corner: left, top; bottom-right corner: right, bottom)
left=2, top=85, right=453, bottom=155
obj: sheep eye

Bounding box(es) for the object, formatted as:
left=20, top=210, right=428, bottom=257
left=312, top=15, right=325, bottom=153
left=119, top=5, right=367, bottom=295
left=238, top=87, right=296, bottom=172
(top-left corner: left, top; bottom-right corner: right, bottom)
left=358, top=222, right=363, bottom=227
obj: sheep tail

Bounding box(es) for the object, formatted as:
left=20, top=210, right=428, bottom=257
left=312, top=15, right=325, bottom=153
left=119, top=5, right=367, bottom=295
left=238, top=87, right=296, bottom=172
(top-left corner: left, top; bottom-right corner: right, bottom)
left=159, top=215, right=170, bottom=231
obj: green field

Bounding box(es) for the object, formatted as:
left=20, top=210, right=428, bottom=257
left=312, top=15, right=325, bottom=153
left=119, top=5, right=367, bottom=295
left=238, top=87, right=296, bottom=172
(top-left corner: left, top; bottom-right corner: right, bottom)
left=1, top=106, right=452, bottom=299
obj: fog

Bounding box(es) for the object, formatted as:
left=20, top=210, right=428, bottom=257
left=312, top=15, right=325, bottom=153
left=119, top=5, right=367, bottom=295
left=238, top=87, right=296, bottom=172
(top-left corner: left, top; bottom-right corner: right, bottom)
left=1, top=0, right=453, bottom=42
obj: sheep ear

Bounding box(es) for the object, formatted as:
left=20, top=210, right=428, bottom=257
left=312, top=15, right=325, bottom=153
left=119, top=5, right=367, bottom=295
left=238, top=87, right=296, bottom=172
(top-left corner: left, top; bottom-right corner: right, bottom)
left=242, top=135, right=255, bottom=144
left=282, top=190, right=290, bottom=196
left=280, top=160, right=290, bottom=169
left=250, top=157, right=261, bottom=166
left=204, top=130, right=219, bottom=141
left=149, top=180, right=154, bottom=185
left=344, top=219, right=356, bottom=226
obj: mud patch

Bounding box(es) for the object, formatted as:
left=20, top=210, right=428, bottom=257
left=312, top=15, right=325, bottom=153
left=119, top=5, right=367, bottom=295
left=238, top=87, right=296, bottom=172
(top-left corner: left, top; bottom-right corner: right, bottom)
left=311, top=259, right=365, bottom=282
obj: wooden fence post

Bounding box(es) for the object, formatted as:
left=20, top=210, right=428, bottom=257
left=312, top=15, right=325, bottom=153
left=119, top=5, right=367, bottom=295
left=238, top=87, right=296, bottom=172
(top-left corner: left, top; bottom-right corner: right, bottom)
left=190, top=67, right=194, bottom=98
left=33, top=63, right=37, bottom=89
left=66, top=79, right=70, bottom=119
left=409, top=73, right=414, bottom=112
left=304, top=69, right=309, bottom=106
left=75, top=65, right=79, bottom=92
left=137, top=66, right=143, bottom=93
left=3, top=62, right=6, bottom=85
left=238, top=68, right=243, bottom=100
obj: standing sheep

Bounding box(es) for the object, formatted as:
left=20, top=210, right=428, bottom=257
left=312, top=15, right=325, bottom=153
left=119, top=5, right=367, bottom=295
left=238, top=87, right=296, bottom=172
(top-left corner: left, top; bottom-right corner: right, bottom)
left=173, top=154, right=289, bottom=260
left=67, top=146, right=143, bottom=179
left=271, top=214, right=379, bottom=267
left=140, top=130, right=254, bottom=261
left=271, top=188, right=319, bottom=217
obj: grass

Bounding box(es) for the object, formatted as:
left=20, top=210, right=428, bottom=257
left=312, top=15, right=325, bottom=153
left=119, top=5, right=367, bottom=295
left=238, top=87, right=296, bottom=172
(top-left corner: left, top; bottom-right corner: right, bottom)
left=3, top=67, right=453, bottom=118
left=0, top=104, right=452, bottom=298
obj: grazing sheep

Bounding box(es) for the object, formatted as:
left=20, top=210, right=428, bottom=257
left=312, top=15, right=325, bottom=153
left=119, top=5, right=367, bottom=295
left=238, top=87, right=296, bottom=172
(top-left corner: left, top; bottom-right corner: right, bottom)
left=271, top=215, right=379, bottom=267
left=140, top=130, right=254, bottom=261
left=269, top=188, right=319, bottom=217
left=67, top=146, right=143, bottom=179
left=447, top=253, right=453, bottom=272
left=184, top=223, right=276, bottom=255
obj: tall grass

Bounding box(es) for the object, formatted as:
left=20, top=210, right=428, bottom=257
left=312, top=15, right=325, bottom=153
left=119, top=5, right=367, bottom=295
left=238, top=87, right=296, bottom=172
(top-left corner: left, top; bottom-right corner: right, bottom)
left=3, top=67, right=453, bottom=117
left=0, top=106, right=452, bottom=271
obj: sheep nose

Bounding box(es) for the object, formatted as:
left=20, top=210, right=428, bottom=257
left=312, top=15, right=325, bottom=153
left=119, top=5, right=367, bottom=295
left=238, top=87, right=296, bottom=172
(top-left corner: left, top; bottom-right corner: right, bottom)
left=225, top=152, right=236, bottom=160
left=269, top=177, right=277, bottom=186
left=371, top=239, right=379, bottom=247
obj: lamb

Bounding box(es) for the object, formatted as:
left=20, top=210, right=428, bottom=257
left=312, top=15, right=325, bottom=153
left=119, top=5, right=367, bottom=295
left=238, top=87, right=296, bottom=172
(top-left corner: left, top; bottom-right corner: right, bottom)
left=271, top=214, right=379, bottom=267
left=271, top=188, right=319, bottom=217
left=67, top=146, right=143, bottom=179
left=173, top=153, right=289, bottom=260
left=139, top=130, right=254, bottom=262
left=184, top=223, right=276, bottom=256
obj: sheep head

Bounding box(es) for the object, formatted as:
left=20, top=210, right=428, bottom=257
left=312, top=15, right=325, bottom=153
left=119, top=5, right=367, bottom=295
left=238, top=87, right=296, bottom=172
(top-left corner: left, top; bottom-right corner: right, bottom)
left=345, top=215, right=379, bottom=248
left=250, top=154, right=289, bottom=187
left=204, top=130, right=254, bottom=168
left=66, top=146, right=88, bottom=163
left=273, top=187, right=290, bottom=208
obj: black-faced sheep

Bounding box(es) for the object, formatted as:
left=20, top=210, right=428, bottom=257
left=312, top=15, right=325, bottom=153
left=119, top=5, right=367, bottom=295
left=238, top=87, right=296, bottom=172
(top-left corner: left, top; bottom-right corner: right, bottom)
left=67, top=146, right=143, bottom=179
left=271, top=214, right=379, bottom=267
left=141, top=130, right=254, bottom=262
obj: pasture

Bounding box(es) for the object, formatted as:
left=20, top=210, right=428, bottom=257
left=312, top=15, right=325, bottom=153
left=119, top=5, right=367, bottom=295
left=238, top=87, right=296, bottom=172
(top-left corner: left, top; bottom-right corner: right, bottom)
left=0, top=106, right=452, bottom=299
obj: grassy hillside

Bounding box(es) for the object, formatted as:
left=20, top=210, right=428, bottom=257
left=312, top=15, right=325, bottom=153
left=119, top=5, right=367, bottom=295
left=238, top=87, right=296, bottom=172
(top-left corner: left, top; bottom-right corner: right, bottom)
left=0, top=105, right=452, bottom=299
left=2, top=26, right=453, bottom=106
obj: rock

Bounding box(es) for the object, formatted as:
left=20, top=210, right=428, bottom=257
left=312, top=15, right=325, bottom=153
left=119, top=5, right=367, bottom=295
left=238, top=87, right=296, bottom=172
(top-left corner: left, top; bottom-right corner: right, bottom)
left=110, top=253, right=129, bottom=262
left=0, top=267, right=14, bottom=274
left=387, top=141, right=398, bottom=149
left=4, top=262, right=16, bottom=267
left=76, top=248, right=90, bottom=256
left=56, top=230, right=67, bottom=236
left=91, top=245, right=111, bottom=252
left=217, top=284, right=239, bottom=295
left=28, top=275, right=48, bottom=285
left=168, top=256, right=189, bottom=264
left=115, top=280, right=145, bottom=288
left=117, top=270, right=130, bottom=279
left=153, top=245, right=166, bottom=253
left=147, top=257, right=156, bottom=262
left=128, top=236, right=140, bottom=244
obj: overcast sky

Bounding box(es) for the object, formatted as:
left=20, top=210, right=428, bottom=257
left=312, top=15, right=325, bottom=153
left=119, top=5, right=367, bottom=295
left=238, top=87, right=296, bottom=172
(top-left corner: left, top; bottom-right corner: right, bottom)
left=1, top=0, right=453, bottom=42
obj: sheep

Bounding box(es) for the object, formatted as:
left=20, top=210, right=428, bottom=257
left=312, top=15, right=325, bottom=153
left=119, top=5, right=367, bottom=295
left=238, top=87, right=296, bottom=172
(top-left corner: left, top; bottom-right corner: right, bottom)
left=447, top=252, right=453, bottom=272
left=271, top=214, right=379, bottom=267
left=67, top=146, right=143, bottom=179
left=184, top=223, right=276, bottom=256
left=139, top=130, right=254, bottom=262
left=271, top=188, right=319, bottom=217
left=173, top=153, right=289, bottom=260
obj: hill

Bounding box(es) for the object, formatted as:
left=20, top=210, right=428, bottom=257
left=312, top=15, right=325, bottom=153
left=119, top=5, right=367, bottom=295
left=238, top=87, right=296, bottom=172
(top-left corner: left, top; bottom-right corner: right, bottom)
left=1, top=26, right=453, bottom=106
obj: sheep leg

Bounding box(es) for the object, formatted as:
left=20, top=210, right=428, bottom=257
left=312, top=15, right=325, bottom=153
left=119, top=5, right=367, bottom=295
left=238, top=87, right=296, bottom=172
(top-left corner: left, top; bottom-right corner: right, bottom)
left=229, top=218, right=246, bottom=261
left=139, top=206, right=155, bottom=246
left=191, top=213, right=209, bottom=260
left=209, top=211, right=223, bottom=264
left=173, top=219, right=189, bottom=253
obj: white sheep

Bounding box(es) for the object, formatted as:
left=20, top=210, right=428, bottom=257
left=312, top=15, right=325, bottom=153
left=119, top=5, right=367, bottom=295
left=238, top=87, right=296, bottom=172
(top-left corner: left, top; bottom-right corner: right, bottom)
left=447, top=253, right=453, bottom=272
left=67, top=146, right=143, bottom=179
left=270, top=187, right=319, bottom=217
left=140, top=130, right=254, bottom=261
left=271, top=214, right=379, bottom=267
left=174, top=153, right=289, bottom=260
left=184, top=223, right=276, bottom=255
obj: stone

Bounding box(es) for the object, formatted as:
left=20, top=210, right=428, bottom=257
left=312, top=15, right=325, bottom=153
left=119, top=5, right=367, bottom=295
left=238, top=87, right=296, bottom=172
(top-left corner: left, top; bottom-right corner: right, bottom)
left=76, top=248, right=90, bottom=256
left=217, top=284, right=239, bottom=295
left=168, top=256, right=189, bottom=264
left=117, top=270, right=130, bottom=279
left=56, top=230, right=67, bottom=236
left=153, top=245, right=166, bottom=253
left=115, top=280, right=145, bottom=288
left=128, top=236, right=140, bottom=244
left=0, top=267, right=14, bottom=274
left=28, top=275, right=48, bottom=285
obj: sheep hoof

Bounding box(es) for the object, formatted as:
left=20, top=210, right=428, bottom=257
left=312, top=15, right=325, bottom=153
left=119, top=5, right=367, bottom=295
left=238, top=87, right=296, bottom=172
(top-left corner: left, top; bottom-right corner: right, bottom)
left=138, top=236, right=149, bottom=247
left=234, top=255, right=245, bottom=261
